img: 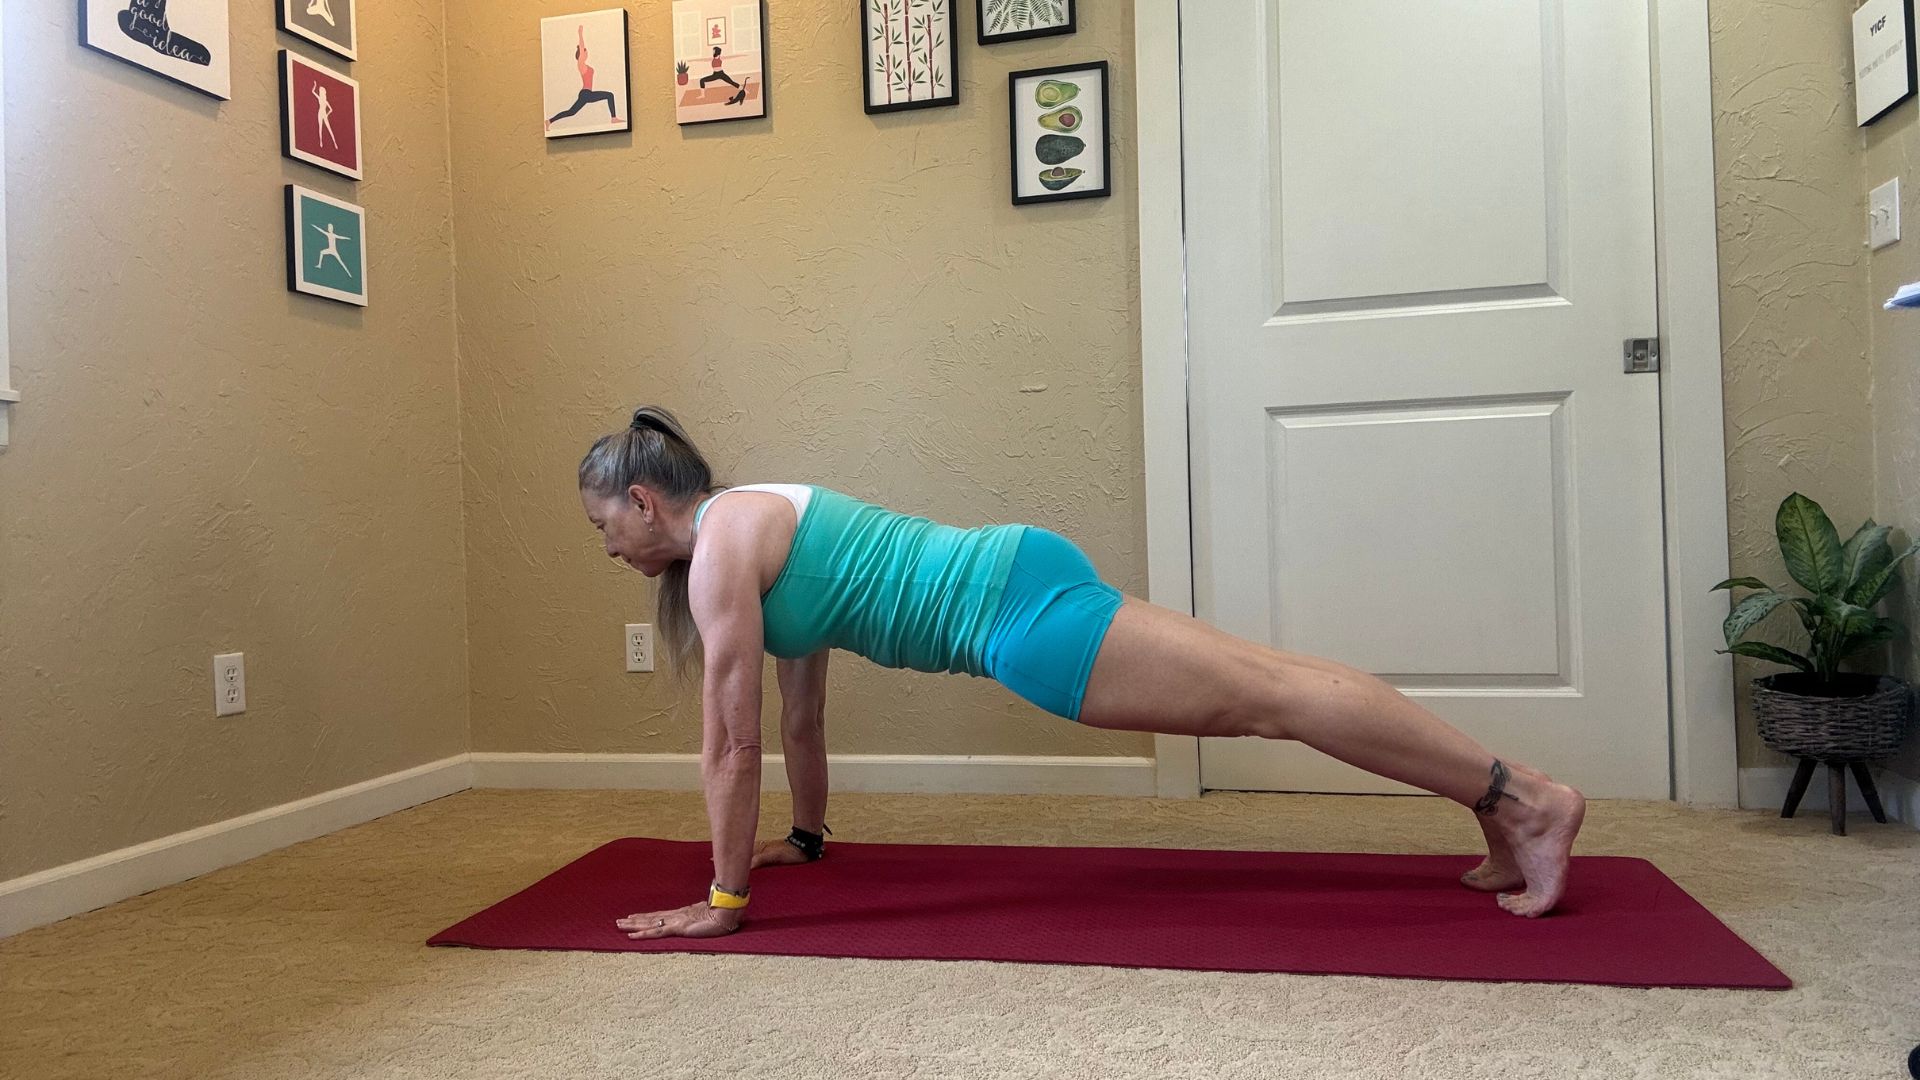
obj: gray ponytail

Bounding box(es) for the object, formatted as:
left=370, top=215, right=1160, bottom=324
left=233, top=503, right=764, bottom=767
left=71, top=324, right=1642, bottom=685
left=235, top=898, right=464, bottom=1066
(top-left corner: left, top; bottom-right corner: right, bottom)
left=578, top=405, right=720, bottom=681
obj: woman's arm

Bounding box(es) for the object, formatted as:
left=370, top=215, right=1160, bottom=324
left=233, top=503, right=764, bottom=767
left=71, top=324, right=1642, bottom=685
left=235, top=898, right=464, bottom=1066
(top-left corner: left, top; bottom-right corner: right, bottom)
left=618, top=521, right=764, bottom=940
left=777, top=650, right=829, bottom=831
left=690, top=541, right=765, bottom=903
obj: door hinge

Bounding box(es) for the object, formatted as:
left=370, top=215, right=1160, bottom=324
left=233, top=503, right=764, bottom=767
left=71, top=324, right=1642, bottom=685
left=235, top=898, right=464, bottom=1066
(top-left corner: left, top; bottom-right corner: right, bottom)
left=1623, top=337, right=1661, bottom=373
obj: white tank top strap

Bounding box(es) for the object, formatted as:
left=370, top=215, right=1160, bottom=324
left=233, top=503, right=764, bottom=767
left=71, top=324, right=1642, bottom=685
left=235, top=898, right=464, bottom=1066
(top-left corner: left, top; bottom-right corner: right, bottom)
left=693, top=483, right=813, bottom=538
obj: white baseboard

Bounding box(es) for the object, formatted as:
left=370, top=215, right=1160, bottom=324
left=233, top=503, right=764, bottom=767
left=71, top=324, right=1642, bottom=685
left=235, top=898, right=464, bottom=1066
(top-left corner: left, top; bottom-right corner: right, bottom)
left=469, top=752, right=1160, bottom=797
left=1738, top=765, right=1919, bottom=828
left=0, top=751, right=1154, bottom=941
left=0, top=755, right=473, bottom=940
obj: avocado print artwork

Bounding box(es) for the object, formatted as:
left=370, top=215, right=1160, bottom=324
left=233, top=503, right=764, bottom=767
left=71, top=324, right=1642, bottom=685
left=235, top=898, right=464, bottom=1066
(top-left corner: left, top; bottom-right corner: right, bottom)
left=1008, top=61, right=1110, bottom=204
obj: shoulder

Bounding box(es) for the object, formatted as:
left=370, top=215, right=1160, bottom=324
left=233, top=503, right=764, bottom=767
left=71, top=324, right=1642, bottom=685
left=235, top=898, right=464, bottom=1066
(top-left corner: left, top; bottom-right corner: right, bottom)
left=687, top=492, right=792, bottom=602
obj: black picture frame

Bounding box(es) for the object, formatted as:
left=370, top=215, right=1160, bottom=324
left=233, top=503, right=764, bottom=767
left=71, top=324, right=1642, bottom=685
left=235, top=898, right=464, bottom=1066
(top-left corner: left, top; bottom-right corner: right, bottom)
left=977, top=0, right=1074, bottom=45
left=677, top=0, right=771, bottom=126
left=1008, top=60, right=1110, bottom=206
left=860, top=0, right=960, bottom=115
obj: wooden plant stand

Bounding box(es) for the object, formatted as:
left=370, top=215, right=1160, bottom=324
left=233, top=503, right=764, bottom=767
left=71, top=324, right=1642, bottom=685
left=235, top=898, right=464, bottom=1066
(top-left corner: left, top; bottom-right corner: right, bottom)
left=1779, top=758, right=1889, bottom=836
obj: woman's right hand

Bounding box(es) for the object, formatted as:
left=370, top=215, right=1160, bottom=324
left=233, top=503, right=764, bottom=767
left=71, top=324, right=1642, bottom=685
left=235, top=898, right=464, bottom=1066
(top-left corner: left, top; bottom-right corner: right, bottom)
left=751, top=837, right=812, bottom=869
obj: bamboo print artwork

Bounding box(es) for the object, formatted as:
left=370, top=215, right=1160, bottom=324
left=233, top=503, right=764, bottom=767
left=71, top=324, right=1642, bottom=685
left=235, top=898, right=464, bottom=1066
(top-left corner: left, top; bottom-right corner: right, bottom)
left=867, top=0, right=951, bottom=108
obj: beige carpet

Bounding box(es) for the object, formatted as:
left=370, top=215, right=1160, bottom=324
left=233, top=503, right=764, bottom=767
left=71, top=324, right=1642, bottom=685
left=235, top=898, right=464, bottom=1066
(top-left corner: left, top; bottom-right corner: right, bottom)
left=3, top=788, right=1916, bottom=1079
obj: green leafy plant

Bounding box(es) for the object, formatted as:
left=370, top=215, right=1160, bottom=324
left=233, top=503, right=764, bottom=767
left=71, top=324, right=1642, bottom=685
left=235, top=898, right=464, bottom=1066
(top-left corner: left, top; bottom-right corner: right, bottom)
left=1712, top=492, right=1918, bottom=683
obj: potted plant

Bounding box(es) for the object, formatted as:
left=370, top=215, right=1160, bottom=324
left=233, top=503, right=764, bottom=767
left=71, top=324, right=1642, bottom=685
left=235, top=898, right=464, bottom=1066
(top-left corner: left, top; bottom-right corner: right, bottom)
left=1713, top=492, right=1917, bottom=832
left=676, top=61, right=690, bottom=87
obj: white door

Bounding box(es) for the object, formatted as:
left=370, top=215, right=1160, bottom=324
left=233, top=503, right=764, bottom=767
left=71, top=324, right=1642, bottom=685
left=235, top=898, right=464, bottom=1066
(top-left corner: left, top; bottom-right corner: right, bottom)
left=1185, top=0, right=1671, bottom=799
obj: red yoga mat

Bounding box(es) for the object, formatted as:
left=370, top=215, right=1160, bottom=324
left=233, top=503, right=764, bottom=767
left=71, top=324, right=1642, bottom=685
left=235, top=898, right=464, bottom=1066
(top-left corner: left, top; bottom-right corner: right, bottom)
left=428, top=838, right=1790, bottom=990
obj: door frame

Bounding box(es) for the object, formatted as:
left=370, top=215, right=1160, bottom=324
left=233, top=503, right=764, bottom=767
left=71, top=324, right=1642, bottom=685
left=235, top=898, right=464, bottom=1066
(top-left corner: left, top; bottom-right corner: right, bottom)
left=1134, top=0, right=1739, bottom=806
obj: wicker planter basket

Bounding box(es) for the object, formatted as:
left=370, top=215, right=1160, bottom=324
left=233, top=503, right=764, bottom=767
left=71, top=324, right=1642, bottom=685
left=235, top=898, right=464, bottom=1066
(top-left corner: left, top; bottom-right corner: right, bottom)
left=1753, top=673, right=1914, bottom=761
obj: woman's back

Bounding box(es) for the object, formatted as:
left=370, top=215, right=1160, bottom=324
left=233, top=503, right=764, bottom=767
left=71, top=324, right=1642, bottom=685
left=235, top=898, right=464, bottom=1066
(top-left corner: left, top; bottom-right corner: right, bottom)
left=697, top=485, right=1026, bottom=675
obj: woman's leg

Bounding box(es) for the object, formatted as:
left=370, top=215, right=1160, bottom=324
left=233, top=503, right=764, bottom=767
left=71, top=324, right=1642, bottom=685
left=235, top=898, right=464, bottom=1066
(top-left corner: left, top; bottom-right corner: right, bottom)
left=1076, top=596, right=1586, bottom=917
left=549, top=90, right=593, bottom=124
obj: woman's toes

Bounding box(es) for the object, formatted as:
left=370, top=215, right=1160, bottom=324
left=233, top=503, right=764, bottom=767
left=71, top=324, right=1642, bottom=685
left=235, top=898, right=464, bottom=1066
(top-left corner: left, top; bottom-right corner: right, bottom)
left=1461, top=863, right=1524, bottom=892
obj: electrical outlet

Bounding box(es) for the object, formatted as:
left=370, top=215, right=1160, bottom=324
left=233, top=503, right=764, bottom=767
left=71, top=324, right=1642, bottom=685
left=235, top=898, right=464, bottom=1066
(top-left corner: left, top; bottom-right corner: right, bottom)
left=625, top=624, right=654, bottom=673
left=214, top=652, right=246, bottom=716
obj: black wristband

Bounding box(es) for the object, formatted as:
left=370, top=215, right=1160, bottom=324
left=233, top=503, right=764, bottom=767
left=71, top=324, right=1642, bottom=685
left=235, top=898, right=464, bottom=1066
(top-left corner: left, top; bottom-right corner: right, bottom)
left=785, top=824, right=831, bottom=861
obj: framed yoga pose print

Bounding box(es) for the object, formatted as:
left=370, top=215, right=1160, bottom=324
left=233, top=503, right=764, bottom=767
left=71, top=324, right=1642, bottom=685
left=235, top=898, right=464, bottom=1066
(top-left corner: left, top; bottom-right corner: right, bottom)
left=81, top=0, right=232, bottom=99
left=1008, top=61, right=1110, bottom=205
left=672, top=0, right=768, bottom=125
left=279, top=51, right=363, bottom=179
left=285, top=184, right=367, bottom=307
left=861, top=0, right=958, bottom=114
left=542, top=9, right=632, bottom=138
left=977, top=0, right=1073, bottom=45
left=279, top=0, right=357, bottom=62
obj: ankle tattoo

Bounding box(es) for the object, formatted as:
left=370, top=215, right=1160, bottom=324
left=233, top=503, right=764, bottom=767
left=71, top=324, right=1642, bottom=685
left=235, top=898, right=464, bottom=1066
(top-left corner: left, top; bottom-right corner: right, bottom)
left=1473, top=760, right=1522, bottom=816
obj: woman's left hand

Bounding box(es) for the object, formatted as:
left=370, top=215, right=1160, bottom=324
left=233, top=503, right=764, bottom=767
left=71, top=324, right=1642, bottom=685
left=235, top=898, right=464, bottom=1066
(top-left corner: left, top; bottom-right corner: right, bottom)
left=616, top=901, right=743, bottom=940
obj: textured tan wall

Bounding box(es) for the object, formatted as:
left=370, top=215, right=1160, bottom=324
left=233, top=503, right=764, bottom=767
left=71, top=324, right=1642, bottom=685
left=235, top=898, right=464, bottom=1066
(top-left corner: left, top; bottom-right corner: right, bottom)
left=1862, top=51, right=1920, bottom=785
left=1708, top=0, right=1882, bottom=772
left=0, top=0, right=467, bottom=878
left=6, top=0, right=1905, bottom=890
left=448, top=1, right=1151, bottom=757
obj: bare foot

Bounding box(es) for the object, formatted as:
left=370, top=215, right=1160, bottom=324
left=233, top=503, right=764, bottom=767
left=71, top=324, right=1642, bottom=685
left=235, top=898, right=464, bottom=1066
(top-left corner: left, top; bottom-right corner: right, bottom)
left=1461, top=815, right=1524, bottom=892
left=1460, top=762, right=1552, bottom=892
left=1491, top=776, right=1586, bottom=918
left=750, top=837, right=810, bottom=869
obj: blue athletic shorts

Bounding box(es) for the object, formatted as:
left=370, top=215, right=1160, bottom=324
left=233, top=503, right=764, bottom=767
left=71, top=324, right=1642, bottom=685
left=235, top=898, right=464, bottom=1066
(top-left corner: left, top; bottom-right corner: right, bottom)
left=982, top=527, right=1126, bottom=722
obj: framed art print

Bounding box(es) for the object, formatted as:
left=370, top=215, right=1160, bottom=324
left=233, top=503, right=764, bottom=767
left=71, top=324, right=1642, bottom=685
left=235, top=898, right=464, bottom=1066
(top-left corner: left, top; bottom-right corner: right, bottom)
left=543, top=9, right=632, bottom=138
left=285, top=184, right=367, bottom=306
left=81, top=0, right=232, bottom=99
left=278, top=0, right=356, bottom=62
left=861, top=0, right=958, bottom=114
left=1008, top=61, right=1109, bottom=205
left=280, top=50, right=363, bottom=180
left=1854, top=0, right=1916, bottom=126
left=978, top=0, right=1073, bottom=45
left=672, top=0, right=768, bottom=125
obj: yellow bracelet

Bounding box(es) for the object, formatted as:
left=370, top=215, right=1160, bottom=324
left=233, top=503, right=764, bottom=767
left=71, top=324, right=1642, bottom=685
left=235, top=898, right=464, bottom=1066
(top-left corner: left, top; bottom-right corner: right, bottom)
left=708, top=883, right=750, bottom=910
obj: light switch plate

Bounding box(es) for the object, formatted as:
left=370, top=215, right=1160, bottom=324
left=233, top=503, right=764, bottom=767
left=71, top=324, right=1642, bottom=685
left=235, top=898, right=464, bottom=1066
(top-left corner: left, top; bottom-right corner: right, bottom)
left=1870, top=177, right=1901, bottom=249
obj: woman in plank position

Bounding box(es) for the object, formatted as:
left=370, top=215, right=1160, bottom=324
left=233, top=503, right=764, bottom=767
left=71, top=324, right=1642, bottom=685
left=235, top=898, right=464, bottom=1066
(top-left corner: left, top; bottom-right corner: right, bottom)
left=580, top=407, right=1587, bottom=939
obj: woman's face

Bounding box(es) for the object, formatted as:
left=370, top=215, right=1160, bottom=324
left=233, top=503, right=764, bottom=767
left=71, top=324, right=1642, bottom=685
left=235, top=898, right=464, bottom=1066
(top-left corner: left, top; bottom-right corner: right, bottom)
left=582, top=487, right=669, bottom=577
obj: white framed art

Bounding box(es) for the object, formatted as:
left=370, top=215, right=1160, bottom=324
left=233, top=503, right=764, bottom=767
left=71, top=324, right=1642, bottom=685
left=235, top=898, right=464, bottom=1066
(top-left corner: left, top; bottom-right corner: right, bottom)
left=543, top=9, right=632, bottom=138
left=1855, top=0, right=1916, bottom=126
left=285, top=184, right=368, bottom=307
left=81, top=0, right=232, bottom=100
left=279, top=50, right=364, bottom=180
left=279, top=0, right=357, bottom=62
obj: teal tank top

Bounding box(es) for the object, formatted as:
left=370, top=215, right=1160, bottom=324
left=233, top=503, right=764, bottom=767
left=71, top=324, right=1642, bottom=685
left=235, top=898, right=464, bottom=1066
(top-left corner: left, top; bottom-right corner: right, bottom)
left=694, top=486, right=1027, bottom=676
